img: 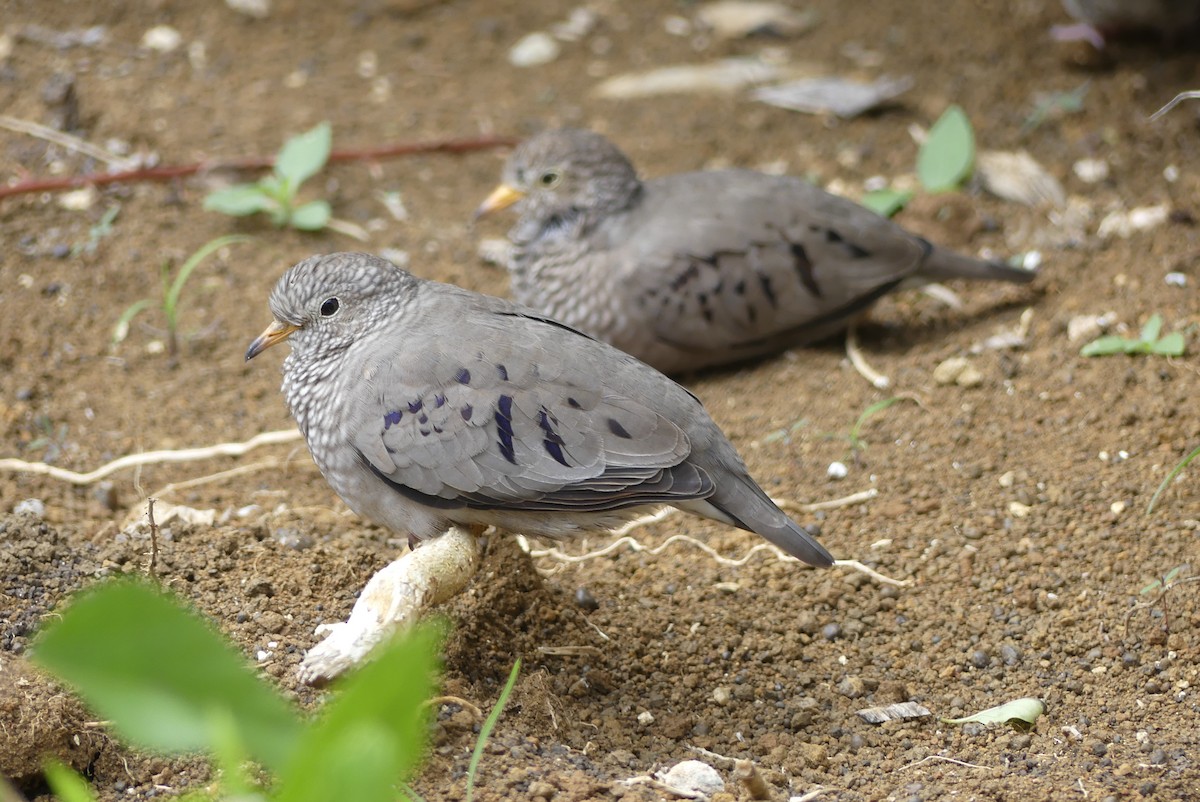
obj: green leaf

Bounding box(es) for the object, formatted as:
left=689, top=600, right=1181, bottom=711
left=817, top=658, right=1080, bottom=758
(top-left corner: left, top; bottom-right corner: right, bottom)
left=274, top=122, right=332, bottom=187
left=466, top=659, right=520, bottom=802
left=1139, top=313, right=1164, bottom=344
left=203, top=185, right=275, bottom=216
left=111, top=299, right=155, bottom=346
left=43, top=760, right=99, bottom=802
left=941, top=697, right=1044, bottom=731
left=32, top=580, right=302, bottom=772
left=164, top=235, right=251, bottom=321
left=288, top=200, right=332, bottom=231
left=1080, top=334, right=1132, bottom=357
left=861, top=188, right=914, bottom=218
left=276, top=623, right=443, bottom=802
left=917, top=105, right=975, bottom=192
left=1150, top=331, right=1185, bottom=356
left=1147, top=444, right=1200, bottom=514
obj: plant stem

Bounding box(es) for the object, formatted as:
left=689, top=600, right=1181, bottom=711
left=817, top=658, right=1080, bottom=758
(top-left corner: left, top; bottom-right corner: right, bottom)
left=0, top=135, right=519, bottom=200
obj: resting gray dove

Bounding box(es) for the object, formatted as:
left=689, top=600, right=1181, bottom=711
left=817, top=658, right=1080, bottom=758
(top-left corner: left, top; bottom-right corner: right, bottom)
left=475, top=128, right=1037, bottom=376
left=246, top=252, right=833, bottom=570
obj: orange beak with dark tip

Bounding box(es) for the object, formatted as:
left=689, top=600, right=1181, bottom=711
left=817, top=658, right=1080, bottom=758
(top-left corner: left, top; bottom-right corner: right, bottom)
left=473, top=183, right=526, bottom=221
left=245, top=320, right=299, bottom=361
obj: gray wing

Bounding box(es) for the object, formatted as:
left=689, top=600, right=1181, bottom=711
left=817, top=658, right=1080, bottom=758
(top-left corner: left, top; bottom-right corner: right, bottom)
left=614, top=171, right=928, bottom=354
left=350, top=306, right=714, bottom=513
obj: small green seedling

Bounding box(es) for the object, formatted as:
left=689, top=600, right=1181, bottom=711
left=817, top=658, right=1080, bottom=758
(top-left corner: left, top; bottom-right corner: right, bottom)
left=465, top=660, right=520, bottom=802
left=26, top=414, right=71, bottom=462
left=71, top=203, right=121, bottom=257
left=1021, top=81, right=1089, bottom=136
left=1140, top=564, right=1188, bottom=596
left=33, top=579, right=441, bottom=802
left=827, top=395, right=921, bottom=457
left=204, top=122, right=332, bottom=230
left=112, top=235, right=250, bottom=362
left=1080, top=314, right=1186, bottom=358
left=863, top=104, right=976, bottom=217
left=1147, top=444, right=1200, bottom=514
left=942, top=697, right=1045, bottom=732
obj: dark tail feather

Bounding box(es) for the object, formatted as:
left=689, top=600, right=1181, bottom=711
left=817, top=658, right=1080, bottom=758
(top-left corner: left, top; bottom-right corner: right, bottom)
left=704, top=487, right=834, bottom=568
left=918, top=240, right=1037, bottom=285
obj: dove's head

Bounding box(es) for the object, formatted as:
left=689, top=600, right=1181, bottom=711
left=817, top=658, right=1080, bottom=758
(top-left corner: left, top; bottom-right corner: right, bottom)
left=246, top=252, right=415, bottom=363
left=474, top=129, right=641, bottom=241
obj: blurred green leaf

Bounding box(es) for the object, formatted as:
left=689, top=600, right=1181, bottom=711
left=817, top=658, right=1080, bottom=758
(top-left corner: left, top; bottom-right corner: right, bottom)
left=289, top=200, right=332, bottom=231
left=917, top=105, right=975, bottom=192
left=276, top=623, right=443, bottom=802
left=1080, top=334, right=1131, bottom=357
left=275, top=122, right=332, bottom=187
left=33, top=580, right=302, bottom=772
left=861, top=188, right=914, bottom=218
left=1150, top=332, right=1185, bottom=356
left=1140, top=313, right=1164, bottom=343
left=204, top=185, right=274, bottom=216
left=43, top=760, right=98, bottom=802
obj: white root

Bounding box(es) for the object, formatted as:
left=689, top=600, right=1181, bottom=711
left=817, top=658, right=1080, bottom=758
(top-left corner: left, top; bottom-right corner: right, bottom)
left=298, top=525, right=483, bottom=685
left=0, top=429, right=302, bottom=485
left=845, top=322, right=891, bottom=389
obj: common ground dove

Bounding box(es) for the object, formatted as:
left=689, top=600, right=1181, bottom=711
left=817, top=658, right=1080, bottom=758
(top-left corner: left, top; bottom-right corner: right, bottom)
left=1054, top=0, right=1200, bottom=46
left=246, top=252, right=833, bottom=568
left=475, top=128, right=1036, bottom=375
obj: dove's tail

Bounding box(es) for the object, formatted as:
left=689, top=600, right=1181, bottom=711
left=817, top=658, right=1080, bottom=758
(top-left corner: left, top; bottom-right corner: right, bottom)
left=682, top=480, right=834, bottom=568
left=918, top=241, right=1037, bottom=285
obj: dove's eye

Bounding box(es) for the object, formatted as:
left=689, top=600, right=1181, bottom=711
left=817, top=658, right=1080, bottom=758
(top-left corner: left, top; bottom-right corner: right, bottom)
left=539, top=170, right=561, bottom=188
left=319, top=297, right=340, bottom=317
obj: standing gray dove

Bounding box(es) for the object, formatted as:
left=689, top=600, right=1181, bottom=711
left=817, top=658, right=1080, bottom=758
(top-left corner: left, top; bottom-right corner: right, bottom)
left=1053, top=0, right=1200, bottom=47
left=246, top=252, right=833, bottom=569
left=475, top=128, right=1036, bottom=376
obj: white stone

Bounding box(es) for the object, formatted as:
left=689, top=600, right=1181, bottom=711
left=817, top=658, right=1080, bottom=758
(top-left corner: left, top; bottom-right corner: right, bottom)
left=827, top=461, right=848, bottom=480
left=14, top=498, right=45, bottom=516
left=1072, top=158, right=1109, bottom=184
left=141, top=25, right=182, bottom=53
left=655, top=760, right=724, bottom=799
left=509, top=32, right=560, bottom=67
left=637, top=710, right=655, bottom=725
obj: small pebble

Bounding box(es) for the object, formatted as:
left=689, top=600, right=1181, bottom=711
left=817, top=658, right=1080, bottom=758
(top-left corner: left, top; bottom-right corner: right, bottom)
left=999, top=644, right=1022, bottom=666
left=969, top=649, right=991, bottom=669
left=574, top=586, right=599, bottom=611
left=141, top=25, right=182, bottom=53
left=1072, top=158, right=1109, bottom=184
left=637, top=710, right=654, bottom=725
left=821, top=622, right=841, bottom=640
left=655, top=761, right=724, bottom=798
left=1164, top=272, right=1187, bottom=287
left=933, top=356, right=983, bottom=387
left=14, top=498, right=45, bottom=516
left=509, top=32, right=560, bottom=67
left=827, top=461, right=848, bottom=480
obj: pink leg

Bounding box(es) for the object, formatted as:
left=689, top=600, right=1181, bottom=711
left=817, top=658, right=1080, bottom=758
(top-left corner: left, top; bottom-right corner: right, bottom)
left=1051, top=22, right=1107, bottom=49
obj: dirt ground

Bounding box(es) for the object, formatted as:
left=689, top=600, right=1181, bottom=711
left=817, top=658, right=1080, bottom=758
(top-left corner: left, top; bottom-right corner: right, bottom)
left=2, top=0, right=1199, bottom=800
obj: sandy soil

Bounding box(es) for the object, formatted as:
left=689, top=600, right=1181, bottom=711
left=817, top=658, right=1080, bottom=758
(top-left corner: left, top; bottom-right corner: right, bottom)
left=1, top=1, right=1198, bottom=800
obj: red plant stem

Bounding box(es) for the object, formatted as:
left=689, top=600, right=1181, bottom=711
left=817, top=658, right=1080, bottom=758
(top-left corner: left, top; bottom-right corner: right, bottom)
left=0, top=135, right=518, bottom=200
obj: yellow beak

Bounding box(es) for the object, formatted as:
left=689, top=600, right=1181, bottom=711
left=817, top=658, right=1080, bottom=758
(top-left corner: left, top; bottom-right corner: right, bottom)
left=245, top=320, right=299, bottom=361
left=473, top=183, right=525, bottom=220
